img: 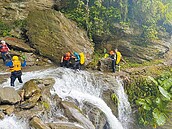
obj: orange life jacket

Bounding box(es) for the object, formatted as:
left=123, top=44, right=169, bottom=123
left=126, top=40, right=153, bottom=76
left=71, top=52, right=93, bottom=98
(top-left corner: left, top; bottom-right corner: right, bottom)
left=10, top=60, right=22, bottom=72
left=63, top=52, right=71, bottom=61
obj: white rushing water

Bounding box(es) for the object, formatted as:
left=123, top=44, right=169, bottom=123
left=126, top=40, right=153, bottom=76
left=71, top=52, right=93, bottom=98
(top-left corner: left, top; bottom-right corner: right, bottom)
left=0, top=67, right=132, bottom=129
left=115, top=78, right=133, bottom=129
left=0, top=115, right=29, bottom=129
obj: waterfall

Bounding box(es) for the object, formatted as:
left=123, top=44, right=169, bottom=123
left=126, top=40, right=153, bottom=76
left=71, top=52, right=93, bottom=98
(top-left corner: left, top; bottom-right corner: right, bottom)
left=49, top=68, right=123, bottom=129
left=115, top=78, right=133, bottom=129
left=0, top=67, right=132, bottom=129
left=0, top=115, right=29, bottom=129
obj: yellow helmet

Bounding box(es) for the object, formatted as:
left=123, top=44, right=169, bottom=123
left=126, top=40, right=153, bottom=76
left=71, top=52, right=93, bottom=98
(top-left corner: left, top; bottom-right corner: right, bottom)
left=12, top=56, right=19, bottom=61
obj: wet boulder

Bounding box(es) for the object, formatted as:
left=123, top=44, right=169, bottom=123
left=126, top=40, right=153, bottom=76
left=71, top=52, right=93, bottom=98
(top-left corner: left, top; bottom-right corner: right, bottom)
left=53, top=0, right=69, bottom=10
left=15, top=78, right=56, bottom=118
left=97, top=57, right=112, bottom=72
left=20, top=91, right=41, bottom=109
left=23, top=79, right=41, bottom=99
left=15, top=103, right=44, bottom=120
left=61, top=101, right=95, bottom=129
left=0, top=111, right=5, bottom=119
left=48, top=122, right=83, bottom=129
left=20, top=79, right=41, bottom=109
left=82, top=101, right=107, bottom=129
left=0, top=105, right=15, bottom=115
left=0, top=87, right=21, bottom=104
left=102, top=89, right=118, bottom=116
left=30, top=116, right=51, bottom=129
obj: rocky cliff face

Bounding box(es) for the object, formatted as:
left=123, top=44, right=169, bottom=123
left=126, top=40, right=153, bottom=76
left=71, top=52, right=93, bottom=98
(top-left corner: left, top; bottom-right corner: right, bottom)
left=0, top=0, right=171, bottom=66
left=0, top=0, right=94, bottom=65
left=94, top=25, right=172, bottom=63
left=0, top=0, right=54, bottom=22
left=26, top=9, right=93, bottom=64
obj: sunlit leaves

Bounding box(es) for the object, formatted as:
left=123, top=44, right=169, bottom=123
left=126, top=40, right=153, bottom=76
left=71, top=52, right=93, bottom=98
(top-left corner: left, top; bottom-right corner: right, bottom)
left=131, top=71, right=172, bottom=127
left=148, top=76, right=158, bottom=86
left=158, top=86, right=171, bottom=100
left=136, top=98, right=151, bottom=110
left=153, top=108, right=166, bottom=126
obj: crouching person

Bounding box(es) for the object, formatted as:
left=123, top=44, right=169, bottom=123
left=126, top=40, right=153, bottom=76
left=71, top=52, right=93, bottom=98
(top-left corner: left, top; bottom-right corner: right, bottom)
left=6, top=56, right=26, bottom=87
left=72, top=52, right=80, bottom=70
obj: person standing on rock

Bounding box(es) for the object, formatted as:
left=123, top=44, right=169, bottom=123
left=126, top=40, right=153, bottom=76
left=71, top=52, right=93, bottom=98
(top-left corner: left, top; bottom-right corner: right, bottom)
left=0, top=40, right=11, bottom=64
left=6, top=55, right=26, bottom=87
left=115, top=48, right=126, bottom=72
left=109, top=50, right=116, bottom=72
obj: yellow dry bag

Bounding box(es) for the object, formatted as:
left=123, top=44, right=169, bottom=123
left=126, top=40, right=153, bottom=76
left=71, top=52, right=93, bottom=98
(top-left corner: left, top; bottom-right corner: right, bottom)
left=116, top=51, right=121, bottom=65
left=79, top=52, right=85, bottom=65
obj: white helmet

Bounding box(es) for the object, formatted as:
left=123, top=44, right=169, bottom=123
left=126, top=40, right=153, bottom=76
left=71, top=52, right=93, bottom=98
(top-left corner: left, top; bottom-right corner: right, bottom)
left=1, top=40, right=5, bottom=44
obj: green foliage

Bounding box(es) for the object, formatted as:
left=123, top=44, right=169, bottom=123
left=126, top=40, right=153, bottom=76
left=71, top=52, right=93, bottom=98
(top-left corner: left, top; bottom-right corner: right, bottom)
left=61, top=0, right=121, bottom=39
left=132, top=0, right=172, bottom=40
left=41, top=101, right=50, bottom=110
left=60, top=0, right=172, bottom=41
left=111, top=93, right=119, bottom=105
left=0, top=21, right=11, bottom=36
left=13, top=19, right=27, bottom=28
left=127, top=71, right=172, bottom=127
left=142, top=25, right=158, bottom=40
left=153, top=108, right=166, bottom=126
left=0, top=19, right=27, bottom=37
left=86, top=50, right=105, bottom=69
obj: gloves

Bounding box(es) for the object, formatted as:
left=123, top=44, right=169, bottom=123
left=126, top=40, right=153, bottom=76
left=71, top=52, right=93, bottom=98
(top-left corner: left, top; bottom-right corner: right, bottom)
left=21, top=55, right=26, bottom=60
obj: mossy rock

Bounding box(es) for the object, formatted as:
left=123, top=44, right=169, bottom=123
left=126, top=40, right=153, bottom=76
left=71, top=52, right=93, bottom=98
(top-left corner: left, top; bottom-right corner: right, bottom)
left=23, top=79, right=41, bottom=99
left=26, top=9, right=94, bottom=65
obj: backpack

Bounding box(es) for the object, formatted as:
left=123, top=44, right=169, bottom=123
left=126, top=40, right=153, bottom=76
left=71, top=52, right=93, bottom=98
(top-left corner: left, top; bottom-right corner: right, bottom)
left=79, top=52, right=85, bottom=65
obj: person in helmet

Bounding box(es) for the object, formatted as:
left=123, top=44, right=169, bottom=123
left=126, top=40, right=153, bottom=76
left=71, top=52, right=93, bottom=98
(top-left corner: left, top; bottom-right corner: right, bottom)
left=60, top=52, right=71, bottom=68
left=0, top=40, right=11, bottom=64
left=109, top=50, right=116, bottom=72
left=72, top=52, right=80, bottom=70
left=6, top=55, right=26, bottom=86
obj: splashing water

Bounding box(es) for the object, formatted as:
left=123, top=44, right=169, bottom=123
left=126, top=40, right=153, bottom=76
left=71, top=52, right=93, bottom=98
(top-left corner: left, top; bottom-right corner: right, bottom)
left=50, top=68, right=123, bottom=129
left=115, top=78, right=133, bottom=129
left=0, top=67, right=133, bottom=129
left=0, top=115, right=29, bottom=129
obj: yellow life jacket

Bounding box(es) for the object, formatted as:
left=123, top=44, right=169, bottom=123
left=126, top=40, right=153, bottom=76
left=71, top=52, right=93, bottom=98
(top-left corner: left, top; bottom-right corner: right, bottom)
left=79, top=52, right=85, bottom=65
left=10, top=60, right=21, bottom=72
left=116, top=51, right=122, bottom=65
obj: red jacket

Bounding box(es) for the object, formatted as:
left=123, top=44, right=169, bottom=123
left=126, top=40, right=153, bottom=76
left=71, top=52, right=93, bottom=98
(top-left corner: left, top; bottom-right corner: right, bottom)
left=0, top=44, right=9, bottom=53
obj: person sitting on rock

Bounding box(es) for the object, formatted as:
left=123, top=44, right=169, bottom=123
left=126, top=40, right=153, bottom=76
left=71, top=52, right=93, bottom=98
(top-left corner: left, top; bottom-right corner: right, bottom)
left=0, top=40, right=11, bottom=64
left=6, top=56, right=26, bottom=87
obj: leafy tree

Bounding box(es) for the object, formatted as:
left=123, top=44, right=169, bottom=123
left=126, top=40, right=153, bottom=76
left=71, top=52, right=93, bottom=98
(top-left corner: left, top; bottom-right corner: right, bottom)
left=61, top=0, right=121, bottom=39
left=126, top=71, right=172, bottom=127
left=59, top=0, right=172, bottom=40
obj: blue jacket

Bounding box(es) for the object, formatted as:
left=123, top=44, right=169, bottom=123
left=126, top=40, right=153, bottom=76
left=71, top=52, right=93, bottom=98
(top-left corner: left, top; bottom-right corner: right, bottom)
left=74, top=52, right=80, bottom=61
left=6, top=60, right=26, bottom=67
